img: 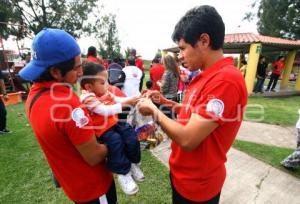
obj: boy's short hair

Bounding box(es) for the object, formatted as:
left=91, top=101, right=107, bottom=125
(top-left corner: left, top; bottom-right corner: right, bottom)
left=127, top=56, right=136, bottom=66
left=172, top=5, right=225, bottom=50
left=80, top=62, right=105, bottom=89
left=146, top=80, right=153, bottom=89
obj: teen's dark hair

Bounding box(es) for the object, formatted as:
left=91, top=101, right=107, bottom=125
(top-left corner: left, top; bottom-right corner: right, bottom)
left=127, top=56, right=136, bottom=66
left=152, top=57, right=161, bottom=64
left=146, top=80, right=153, bottom=89
left=172, top=5, right=225, bottom=50
left=87, top=46, right=97, bottom=57
left=259, top=55, right=265, bottom=60
left=80, top=62, right=105, bottom=89
left=34, top=58, right=75, bottom=82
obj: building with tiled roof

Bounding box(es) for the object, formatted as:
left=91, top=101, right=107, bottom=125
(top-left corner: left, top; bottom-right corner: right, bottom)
left=224, top=33, right=300, bottom=53
left=163, top=33, right=300, bottom=94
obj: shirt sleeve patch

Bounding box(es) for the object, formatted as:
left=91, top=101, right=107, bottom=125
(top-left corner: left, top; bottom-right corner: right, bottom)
left=71, top=108, right=89, bottom=128
left=206, top=99, right=224, bottom=117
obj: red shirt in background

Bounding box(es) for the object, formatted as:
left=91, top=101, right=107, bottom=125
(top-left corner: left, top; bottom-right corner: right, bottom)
left=272, top=60, right=285, bottom=75
left=135, top=58, right=144, bottom=73
left=170, top=57, right=248, bottom=202
left=149, top=63, right=165, bottom=91
left=86, top=56, right=103, bottom=65
left=25, top=81, right=112, bottom=203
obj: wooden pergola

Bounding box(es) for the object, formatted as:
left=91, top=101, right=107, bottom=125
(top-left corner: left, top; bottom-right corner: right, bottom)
left=163, top=33, right=300, bottom=94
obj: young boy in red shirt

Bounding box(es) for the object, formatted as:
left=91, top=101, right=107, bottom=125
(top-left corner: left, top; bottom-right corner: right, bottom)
left=80, top=62, right=144, bottom=196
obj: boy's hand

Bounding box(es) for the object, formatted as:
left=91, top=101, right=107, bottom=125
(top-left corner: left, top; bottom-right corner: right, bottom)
left=122, top=96, right=141, bottom=106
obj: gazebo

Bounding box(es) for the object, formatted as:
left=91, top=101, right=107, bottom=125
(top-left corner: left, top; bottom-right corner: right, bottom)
left=163, top=33, right=300, bottom=94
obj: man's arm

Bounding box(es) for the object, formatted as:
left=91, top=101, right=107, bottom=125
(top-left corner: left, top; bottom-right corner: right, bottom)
left=75, top=136, right=108, bottom=166
left=138, top=98, right=218, bottom=151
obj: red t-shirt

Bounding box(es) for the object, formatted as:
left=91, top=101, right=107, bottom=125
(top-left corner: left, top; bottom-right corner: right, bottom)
left=170, top=57, right=248, bottom=202
left=150, top=63, right=165, bottom=91
left=135, top=58, right=144, bottom=72
left=86, top=56, right=103, bottom=65
left=82, top=92, right=118, bottom=137
left=26, top=81, right=113, bottom=203
left=272, top=60, right=285, bottom=75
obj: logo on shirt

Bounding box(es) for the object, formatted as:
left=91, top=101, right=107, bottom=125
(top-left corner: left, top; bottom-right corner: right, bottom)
left=206, top=99, right=224, bottom=117
left=71, top=108, right=89, bottom=128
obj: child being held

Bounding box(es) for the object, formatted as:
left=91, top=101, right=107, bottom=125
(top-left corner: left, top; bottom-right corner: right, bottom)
left=80, top=62, right=144, bottom=196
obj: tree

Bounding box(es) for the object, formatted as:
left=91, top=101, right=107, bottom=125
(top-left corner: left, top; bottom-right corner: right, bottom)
left=0, top=0, right=101, bottom=39
left=94, top=14, right=122, bottom=60
left=244, top=0, right=300, bottom=39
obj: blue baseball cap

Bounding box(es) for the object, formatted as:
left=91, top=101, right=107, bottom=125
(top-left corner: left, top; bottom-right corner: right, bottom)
left=19, top=28, right=81, bottom=81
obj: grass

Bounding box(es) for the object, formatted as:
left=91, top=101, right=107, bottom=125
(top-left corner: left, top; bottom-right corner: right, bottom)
left=245, top=96, right=300, bottom=126
left=233, top=140, right=300, bottom=178
left=0, top=103, right=171, bottom=204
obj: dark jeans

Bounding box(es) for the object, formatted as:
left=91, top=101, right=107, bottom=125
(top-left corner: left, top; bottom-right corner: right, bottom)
left=266, top=73, right=280, bottom=90
left=75, top=181, right=117, bottom=204
left=253, top=78, right=265, bottom=93
left=98, top=122, right=140, bottom=175
left=0, top=99, right=7, bottom=131
left=170, top=177, right=220, bottom=204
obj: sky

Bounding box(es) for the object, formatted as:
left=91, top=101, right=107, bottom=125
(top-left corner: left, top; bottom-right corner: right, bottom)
left=4, top=0, right=258, bottom=60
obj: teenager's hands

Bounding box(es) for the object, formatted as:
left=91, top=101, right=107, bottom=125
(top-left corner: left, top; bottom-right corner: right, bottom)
left=142, top=90, right=168, bottom=104
left=137, top=98, right=158, bottom=116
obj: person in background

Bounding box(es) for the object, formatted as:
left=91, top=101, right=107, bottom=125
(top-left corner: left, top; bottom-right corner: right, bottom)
left=108, top=58, right=123, bottom=70
left=160, top=55, right=179, bottom=118
left=239, top=60, right=247, bottom=78
left=137, top=5, right=247, bottom=204
left=161, top=55, right=179, bottom=102
left=130, top=49, right=144, bottom=91
left=86, top=46, right=103, bottom=65
left=266, top=56, right=285, bottom=92
left=149, top=56, right=165, bottom=91
left=281, top=109, right=300, bottom=171
left=0, top=69, right=10, bottom=134
left=253, top=55, right=267, bottom=93
left=177, top=58, right=190, bottom=103
left=19, top=28, right=117, bottom=204
left=122, top=56, right=143, bottom=97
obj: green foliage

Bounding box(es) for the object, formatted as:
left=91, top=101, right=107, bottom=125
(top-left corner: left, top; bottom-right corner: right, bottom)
left=0, top=0, right=100, bottom=39
left=94, top=14, right=122, bottom=60
left=244, top=0, right=300, bottom=39
left=233, top=140, right=300, bottom=178
left=0, top=103, right=171, bottom=203
left=246, top=96, right=300, bottom=126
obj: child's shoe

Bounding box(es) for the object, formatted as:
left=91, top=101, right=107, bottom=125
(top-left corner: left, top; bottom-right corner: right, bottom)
left=130, top=163, right=145, bottom=182
left=117, top=172, right=139, bottom=195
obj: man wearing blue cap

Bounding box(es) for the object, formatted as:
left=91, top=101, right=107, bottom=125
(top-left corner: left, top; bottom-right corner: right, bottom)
left=19, top=28, right=117, bottom=204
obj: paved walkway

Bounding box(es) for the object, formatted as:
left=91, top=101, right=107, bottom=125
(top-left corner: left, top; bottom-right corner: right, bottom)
left=151, top=121, right=300, bottom=204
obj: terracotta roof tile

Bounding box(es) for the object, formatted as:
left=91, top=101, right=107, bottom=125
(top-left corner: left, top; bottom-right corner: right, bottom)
left=225, top=33, right=300, bottom=46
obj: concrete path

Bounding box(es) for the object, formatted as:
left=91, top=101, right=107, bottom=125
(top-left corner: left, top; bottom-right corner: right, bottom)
left=238, top=121, right=296, bottom=149
left=151, top=121, right=300, bottom=204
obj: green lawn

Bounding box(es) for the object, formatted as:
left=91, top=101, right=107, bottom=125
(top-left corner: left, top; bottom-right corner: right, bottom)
left=245, top=96, right=300, bottom=126
left=0, top=103, right=171, bottom=204
left=233, top=140, right=300, bottom=177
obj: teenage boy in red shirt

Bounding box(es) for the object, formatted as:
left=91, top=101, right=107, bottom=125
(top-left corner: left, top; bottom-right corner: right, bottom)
left=138, top=5, right=248, bottom=204
left=19, top=28, right=117, bottom=204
